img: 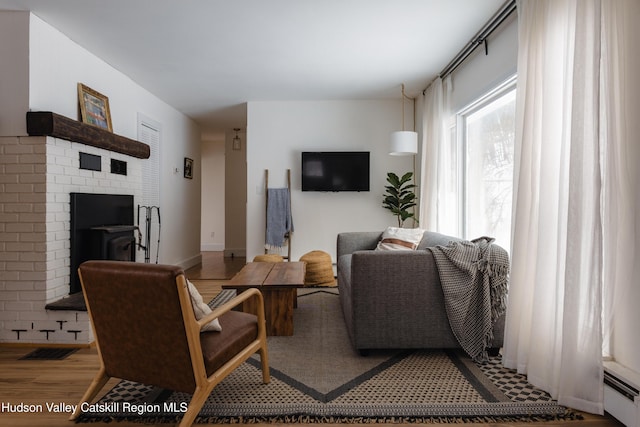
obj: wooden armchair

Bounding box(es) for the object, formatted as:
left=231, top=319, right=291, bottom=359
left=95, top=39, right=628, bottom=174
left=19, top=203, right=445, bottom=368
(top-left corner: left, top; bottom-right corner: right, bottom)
left=70, top=260, right=270, bottom=426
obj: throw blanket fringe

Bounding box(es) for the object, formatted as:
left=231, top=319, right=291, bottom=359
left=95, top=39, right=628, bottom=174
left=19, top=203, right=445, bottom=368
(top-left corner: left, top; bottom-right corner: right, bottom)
left=266, top=188, right=293, bottom=249
left=430, top=237, right=509, bottom=362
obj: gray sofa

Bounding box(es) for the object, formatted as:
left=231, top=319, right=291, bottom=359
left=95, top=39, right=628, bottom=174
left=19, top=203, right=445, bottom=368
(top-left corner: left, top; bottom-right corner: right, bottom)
left=336, top=231, right=505, bottom=355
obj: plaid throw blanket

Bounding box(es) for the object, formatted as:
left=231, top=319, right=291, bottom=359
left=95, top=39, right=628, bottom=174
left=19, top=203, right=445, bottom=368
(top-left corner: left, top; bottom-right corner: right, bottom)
left=429, top=237, right=509, bottom=362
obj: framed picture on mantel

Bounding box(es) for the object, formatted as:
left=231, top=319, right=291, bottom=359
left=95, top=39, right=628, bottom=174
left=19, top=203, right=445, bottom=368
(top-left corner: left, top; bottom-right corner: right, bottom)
left=78, top=83, right=113, bottom=132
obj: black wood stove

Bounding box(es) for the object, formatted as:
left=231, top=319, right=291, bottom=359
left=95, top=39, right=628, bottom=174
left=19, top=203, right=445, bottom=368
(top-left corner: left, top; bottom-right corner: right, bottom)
left=69, top=193, right=136, bottom=294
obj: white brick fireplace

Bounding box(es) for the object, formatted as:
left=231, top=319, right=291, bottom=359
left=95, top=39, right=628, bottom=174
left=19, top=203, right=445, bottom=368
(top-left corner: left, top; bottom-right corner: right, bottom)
left=0, top=135, right=142, bottom=344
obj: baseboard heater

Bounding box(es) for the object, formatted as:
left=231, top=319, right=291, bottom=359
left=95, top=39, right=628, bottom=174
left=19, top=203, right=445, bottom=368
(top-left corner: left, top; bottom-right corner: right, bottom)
left=604, top=361, right=640, bottom=427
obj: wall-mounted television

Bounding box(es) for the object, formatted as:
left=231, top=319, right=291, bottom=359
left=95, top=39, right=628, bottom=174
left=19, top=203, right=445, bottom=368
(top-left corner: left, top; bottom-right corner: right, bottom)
left=301, top=151, right=370, bottom=192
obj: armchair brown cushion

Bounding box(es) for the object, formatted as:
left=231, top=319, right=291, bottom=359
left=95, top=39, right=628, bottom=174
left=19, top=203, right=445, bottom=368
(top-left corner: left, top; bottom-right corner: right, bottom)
left=201, top=311, right=258, bottom=375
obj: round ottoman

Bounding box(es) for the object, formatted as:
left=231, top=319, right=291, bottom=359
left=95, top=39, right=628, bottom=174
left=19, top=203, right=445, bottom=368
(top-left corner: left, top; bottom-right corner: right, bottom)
left=299, top=250, right=336, bottom=287
left=253, top=254, right=284, bottom=263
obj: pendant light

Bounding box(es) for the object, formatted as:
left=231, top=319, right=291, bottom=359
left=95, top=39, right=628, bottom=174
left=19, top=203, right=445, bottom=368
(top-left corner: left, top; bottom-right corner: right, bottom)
left=389, top=84, right=418, bottom=156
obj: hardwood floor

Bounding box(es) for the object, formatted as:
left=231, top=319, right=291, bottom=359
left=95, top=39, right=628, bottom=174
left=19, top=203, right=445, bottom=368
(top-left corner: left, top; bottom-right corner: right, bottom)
left=184, top=251, right=246, bottom=280
left=0, top=252, right=624, bottom=427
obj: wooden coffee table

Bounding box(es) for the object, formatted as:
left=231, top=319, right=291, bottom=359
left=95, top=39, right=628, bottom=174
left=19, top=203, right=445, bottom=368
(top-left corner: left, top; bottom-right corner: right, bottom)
left=223, top=262, right=306, bottom=336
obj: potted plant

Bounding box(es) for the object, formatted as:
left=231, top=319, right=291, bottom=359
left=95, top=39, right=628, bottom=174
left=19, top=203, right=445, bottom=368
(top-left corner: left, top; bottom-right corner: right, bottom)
left=382, top=172, right=418, bottom=227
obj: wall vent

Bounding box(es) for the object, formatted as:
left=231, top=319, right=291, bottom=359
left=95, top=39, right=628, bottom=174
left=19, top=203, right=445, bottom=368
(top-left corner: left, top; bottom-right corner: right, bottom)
left=111, top=158, right=127, bottom=175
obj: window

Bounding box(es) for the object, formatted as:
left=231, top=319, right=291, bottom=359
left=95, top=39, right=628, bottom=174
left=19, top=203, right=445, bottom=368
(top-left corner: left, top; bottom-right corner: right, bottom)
left=458, top=78, right=516, bottom=252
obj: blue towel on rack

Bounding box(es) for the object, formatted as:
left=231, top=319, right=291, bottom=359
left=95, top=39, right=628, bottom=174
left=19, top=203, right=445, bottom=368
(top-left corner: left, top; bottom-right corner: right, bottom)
left=266, top=188, right=293, bottom=248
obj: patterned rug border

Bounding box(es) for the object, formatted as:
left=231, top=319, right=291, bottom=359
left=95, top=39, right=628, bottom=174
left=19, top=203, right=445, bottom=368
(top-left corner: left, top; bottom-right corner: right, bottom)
left=78, top=411, right=584, bottom=424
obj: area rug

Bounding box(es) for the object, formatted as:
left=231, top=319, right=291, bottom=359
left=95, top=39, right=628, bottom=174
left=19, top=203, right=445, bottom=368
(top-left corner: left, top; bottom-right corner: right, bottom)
left=76, top=289, right=581, bottom=424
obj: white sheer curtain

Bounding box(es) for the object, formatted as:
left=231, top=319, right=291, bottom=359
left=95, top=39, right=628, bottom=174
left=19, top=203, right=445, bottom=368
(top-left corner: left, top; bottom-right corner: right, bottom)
left=503, top=0, right=638, bottom=414
left=419, top=76, right=455, bottom=233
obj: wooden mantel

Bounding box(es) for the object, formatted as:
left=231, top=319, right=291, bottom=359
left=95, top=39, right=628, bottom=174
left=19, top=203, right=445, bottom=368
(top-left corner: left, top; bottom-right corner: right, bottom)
left=26, top=111, right=150, bottom=159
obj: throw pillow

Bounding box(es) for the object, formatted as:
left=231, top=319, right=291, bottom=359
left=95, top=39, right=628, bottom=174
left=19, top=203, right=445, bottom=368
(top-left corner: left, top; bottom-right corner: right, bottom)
left=376, top=227, right=425, bottom=251
left=186, top=280, right=222, bottom=332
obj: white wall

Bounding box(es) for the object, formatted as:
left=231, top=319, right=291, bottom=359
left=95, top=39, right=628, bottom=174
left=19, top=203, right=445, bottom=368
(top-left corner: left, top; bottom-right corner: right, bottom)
left=3, top=12, right=202, bottom=269
left=246, top=100, right=414, bottom=262
left=201, top=137, right=225, bottom=251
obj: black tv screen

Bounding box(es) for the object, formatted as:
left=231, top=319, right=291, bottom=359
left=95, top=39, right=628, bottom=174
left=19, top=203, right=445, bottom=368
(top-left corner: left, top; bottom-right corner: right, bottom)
left=302, top=151, right=370, bottom=192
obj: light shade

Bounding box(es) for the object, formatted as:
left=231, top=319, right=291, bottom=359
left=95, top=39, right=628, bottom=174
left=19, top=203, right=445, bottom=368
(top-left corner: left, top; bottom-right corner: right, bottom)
left=389, top=131, right=418, bottom=156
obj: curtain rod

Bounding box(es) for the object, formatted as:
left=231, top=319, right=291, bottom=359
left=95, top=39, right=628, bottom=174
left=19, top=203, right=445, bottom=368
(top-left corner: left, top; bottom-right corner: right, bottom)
left=423, top=0, right=516, bottom=94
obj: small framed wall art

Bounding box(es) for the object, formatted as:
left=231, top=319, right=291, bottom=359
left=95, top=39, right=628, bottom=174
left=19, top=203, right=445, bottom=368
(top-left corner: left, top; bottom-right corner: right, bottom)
left=184, top=157, right=194, bottom=179
left=78, top=83, right=113, bottom=132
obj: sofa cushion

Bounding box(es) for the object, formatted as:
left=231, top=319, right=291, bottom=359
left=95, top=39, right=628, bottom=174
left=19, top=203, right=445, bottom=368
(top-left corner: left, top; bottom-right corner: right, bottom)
left=376, top=227, right=425, bottom=251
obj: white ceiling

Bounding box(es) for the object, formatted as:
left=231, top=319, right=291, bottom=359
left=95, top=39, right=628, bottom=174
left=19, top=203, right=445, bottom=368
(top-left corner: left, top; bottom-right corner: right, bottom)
left=1, top=0, right=506, bottom=133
